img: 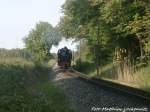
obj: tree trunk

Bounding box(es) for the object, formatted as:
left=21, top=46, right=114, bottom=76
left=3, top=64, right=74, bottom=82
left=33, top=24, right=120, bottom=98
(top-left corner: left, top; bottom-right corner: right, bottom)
left=139, top=40, right=143, bottom=63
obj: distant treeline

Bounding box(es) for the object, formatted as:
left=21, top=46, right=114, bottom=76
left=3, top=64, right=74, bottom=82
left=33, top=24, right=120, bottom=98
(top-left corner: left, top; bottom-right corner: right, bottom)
left=0, top=48, right=31, bottom=59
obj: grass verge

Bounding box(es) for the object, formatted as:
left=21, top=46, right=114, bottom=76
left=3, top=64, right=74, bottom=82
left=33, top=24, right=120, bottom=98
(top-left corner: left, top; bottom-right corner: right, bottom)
left=75, top=61, right=150, bottom=92
left=0, top=57, right=73, bottom=112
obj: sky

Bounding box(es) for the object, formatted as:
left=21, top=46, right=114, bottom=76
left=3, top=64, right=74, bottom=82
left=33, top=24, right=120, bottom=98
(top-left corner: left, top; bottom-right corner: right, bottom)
left=0, top=0, right=77, bottom=51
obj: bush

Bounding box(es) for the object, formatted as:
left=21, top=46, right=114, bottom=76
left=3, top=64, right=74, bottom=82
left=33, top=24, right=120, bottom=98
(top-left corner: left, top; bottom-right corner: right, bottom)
left=0, top=57, right=73, bottom=112
left=73, top=59, right=96, bottom=73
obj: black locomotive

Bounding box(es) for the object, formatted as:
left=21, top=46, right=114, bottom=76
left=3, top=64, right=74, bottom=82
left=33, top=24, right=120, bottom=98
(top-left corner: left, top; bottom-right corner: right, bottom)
left=57, top=47, right=72, bottom=68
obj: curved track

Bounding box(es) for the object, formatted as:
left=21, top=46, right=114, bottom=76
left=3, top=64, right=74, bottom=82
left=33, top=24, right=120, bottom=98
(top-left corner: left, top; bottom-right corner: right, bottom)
left=49, top=68, right=150, bottom=112
left=69, top=69, right=150, bottom=102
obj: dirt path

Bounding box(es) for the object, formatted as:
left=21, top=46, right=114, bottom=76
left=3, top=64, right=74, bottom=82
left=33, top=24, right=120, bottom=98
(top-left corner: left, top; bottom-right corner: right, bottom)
left=49, top=68, right=150, bottom=112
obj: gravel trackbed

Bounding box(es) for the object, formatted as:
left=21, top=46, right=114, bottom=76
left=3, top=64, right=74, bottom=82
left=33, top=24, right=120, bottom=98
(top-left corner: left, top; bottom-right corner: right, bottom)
left=49, top=68, right=150, bottom=112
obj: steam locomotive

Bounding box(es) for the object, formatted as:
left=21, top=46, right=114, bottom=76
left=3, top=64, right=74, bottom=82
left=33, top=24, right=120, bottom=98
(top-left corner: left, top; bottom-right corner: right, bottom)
left=57, top=47, right=72, bottom=69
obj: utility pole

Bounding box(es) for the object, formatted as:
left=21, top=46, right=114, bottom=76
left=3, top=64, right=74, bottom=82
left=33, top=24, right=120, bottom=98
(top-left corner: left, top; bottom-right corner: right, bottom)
left=79, top=40, right=81, bottom=61
left=96, top=20, right=100, bottom=76
left=72, top=50, right=75, bottom=66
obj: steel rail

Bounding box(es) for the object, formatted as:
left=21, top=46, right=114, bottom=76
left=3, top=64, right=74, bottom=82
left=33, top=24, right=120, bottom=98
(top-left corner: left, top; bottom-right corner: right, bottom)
left=68, top=69, right=150, bottom=102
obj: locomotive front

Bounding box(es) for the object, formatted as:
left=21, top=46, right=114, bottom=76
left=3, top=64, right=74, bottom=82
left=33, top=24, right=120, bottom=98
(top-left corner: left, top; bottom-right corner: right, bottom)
left=57, top=47, right=72, bottom=69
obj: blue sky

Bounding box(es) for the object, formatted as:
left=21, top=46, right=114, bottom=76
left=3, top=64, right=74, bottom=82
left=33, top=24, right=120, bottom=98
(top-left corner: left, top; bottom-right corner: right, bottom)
left=0, top=0, right=66, bottom=49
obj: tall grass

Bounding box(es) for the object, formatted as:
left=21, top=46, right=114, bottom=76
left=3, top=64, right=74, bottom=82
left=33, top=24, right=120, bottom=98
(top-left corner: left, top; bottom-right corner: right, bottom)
left=77, top=60, right=150, bottom=92
left=92, top=62, right=150, bottom=92
left=134, top=65, right=150, bottom=91
left=0, top=57, right=73, bottom=112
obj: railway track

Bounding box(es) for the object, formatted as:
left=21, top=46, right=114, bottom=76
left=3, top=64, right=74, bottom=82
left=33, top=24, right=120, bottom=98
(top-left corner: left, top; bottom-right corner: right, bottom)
left=66, top=68, right=150, bottom=103
left=51, top=67, right=150, bottom=112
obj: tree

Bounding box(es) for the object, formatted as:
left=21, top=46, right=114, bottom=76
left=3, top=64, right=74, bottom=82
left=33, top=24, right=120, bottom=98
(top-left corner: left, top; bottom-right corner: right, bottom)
left=24, top=22, right=61, bottom=64
left=59, top=0, right=150, bottom=67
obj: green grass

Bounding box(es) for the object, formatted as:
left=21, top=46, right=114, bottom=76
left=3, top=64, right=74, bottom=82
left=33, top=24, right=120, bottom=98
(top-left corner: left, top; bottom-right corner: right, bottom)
left=48, top=59, right=56, bottom=68
left=134, top=64, right=150, bottom=92
left=76, top=60, right=150, bottom=92
left=0, top=57, right=73, bottom=112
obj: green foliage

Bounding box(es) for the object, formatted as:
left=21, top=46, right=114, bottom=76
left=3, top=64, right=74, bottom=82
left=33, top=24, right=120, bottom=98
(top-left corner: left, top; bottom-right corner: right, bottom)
left=101, top=0, right=150, bottom=64
left=59, top=0, right=150, bottom=66
left=59, top=0, right=150, bottom=92
left=0, top=58, right=73, bottom=112
left=0, top=48, right=31, bottom=60
left=73, top=59, right=96, bottom=74
left=24, top=22, right=61, bottom=64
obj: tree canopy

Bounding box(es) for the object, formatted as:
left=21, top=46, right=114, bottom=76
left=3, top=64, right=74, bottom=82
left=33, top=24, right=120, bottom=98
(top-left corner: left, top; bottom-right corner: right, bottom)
left=24, top=22, right=61, bottom=64
left=58, top=0, right=150, bottom=66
